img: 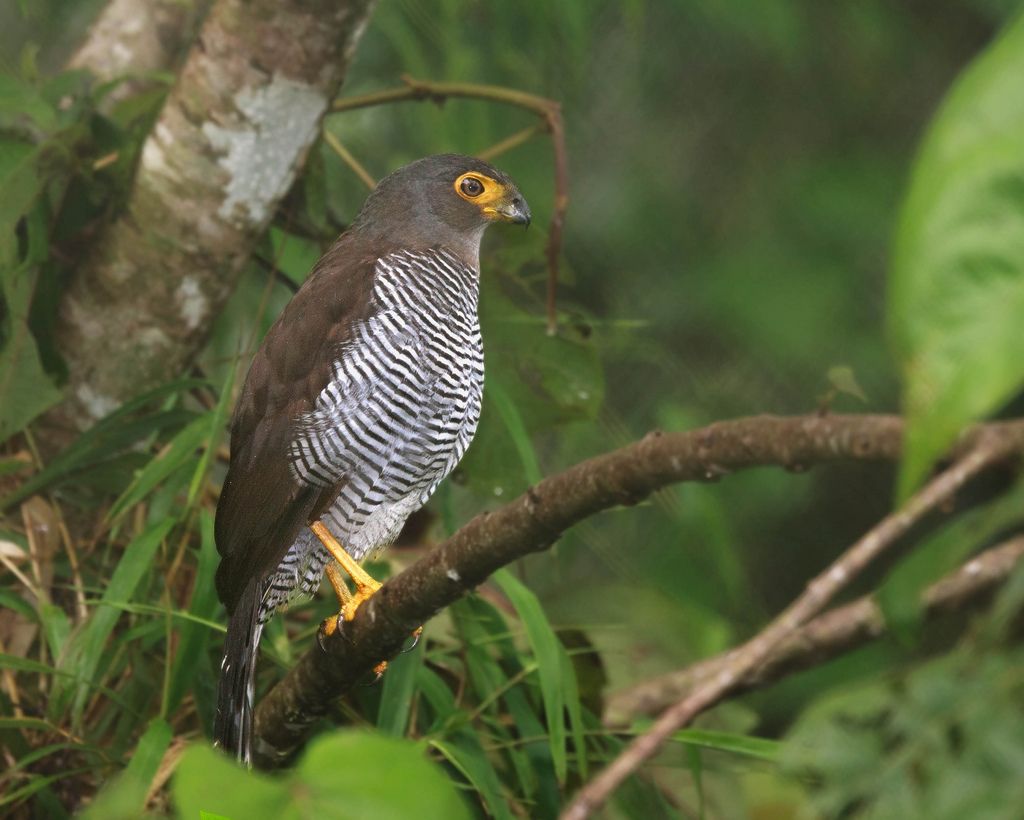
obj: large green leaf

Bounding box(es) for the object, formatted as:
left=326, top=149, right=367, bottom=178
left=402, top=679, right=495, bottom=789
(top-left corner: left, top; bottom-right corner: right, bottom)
left=173, top=732, right=472, bottom=820
left=0, top=147, right=62, bottom=441
left=888, top=12, right=1024, bottom=496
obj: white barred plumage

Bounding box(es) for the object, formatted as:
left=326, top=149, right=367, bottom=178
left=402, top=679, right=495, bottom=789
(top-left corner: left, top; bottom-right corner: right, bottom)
left=258, top=247, right=484, bottom=621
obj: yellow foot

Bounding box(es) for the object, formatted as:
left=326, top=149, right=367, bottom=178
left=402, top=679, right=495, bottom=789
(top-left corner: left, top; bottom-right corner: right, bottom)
left=341, top=575, right=382, bottom=622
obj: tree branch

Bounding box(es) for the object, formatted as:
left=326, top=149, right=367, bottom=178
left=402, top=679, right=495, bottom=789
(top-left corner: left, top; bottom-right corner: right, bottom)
left=250, top=413, right=1024, bottom=767
left=604, top=535, right=1024, bottom=726
left=561, top=430, right=1019, bottom=819
left=49, top=0, right=377, bottom=437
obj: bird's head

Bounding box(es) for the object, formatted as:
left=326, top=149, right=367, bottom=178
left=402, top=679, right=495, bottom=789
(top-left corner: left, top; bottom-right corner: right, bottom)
left=351, top=154, right=531, bottom=265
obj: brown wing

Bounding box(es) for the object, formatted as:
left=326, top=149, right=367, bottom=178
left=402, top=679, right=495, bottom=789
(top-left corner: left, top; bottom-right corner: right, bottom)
left=214, top=241, right=378, bottom=614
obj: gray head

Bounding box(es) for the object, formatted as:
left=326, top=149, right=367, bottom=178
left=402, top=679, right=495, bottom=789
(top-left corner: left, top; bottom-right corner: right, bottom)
left=349, top=154, right=531, bottom=266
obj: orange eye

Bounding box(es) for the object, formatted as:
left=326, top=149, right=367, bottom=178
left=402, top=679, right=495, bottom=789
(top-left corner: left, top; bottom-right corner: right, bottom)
left=460, top=177, right=484, bottom=197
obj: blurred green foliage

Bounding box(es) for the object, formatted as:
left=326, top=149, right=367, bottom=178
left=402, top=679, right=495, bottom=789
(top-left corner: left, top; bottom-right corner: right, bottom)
left=2, top=1, right=1024, bottom=818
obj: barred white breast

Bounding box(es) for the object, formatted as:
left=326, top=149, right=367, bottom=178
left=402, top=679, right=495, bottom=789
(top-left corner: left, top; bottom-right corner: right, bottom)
left=260, top=247, right=484, bottom=618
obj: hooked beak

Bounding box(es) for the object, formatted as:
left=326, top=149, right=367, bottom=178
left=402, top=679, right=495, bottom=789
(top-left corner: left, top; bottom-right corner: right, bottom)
left=492, top=195, right=532, bottom=227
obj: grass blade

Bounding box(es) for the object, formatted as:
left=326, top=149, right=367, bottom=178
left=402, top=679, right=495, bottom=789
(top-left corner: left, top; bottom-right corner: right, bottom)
left=186, top=366, right=235, bottom=508
left=377, top=633, right=426, bottom=737
left=429, top=735, right=514, bottom=820
left=492, top=569, right=567, bottom=783
left=559, top=644, right=587, bottom=779
left=108, top=413, right=212, bottom=523
left=0, top=380, right=203, bottom=511
left=60, top=518, right=174, bottom=725
left=670, top=728, right=780, bottom=761
left=165, top=509, right=220, bottom=715
left=487, top=379, right=542, bottom=485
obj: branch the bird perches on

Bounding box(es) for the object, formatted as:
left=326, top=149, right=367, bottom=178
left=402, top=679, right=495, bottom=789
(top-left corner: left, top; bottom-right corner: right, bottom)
left=251, top=413, right=1024, bottom=793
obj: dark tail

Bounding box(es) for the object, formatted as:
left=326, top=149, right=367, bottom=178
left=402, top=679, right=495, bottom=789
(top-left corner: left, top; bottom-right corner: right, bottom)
left=213, top=579, right=262, bottom=766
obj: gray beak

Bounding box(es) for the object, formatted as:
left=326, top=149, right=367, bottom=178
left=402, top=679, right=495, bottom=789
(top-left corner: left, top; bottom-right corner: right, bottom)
left=499, top=196, right=531, bottom=227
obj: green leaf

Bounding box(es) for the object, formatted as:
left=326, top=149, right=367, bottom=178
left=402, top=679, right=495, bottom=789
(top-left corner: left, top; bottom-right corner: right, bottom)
left=174, top=732, right=472, bottom=820
left=559, top=644, right=588, bottom=779
left=0, top=457, right=29, bottom=477
left=415, top=665, right=460, bottom=734
left=0, top=717, right=53, bottom=731
left=826, top=365, right=868, bottom=403
left=265, top=227, right=325, bottom=287
left=487, top=379, right=542, bottom=485
left=888, top=11, right=1024, bottom=496
left=376, top=632, right=425, bottom=737
left=491, top=569, right=567, bottom=783
left=174, top=745, right=288, bottom=820
left=39, top=602, right=70, bottom=661
left=0, top=652, right=72, bottom=677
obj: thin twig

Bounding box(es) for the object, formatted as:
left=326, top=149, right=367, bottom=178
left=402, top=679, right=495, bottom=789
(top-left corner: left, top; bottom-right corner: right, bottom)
left=477, top=123, right=547, bottom=162
left=322, top=129, right=376, bottom=190
left=332, top=75, right=568, bottom=333
left=605, top=535, right=1024, bottom=725
left=58, top=519, right=88, bottom=623
left=561, top=433, right=1016, bottom=819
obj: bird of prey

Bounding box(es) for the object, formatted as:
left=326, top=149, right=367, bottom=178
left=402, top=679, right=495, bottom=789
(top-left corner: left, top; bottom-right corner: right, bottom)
left=212, top=154, right=531, bottom=764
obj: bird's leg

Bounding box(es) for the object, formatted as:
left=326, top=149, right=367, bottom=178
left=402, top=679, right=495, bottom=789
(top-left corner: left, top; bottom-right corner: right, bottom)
left=324, top=562, right=353, bottom=607
left=311, top=521, right=381, bottom=620
left=318, top=562, right=355, bottom=649
left=312, top=522, right=388, bottom=677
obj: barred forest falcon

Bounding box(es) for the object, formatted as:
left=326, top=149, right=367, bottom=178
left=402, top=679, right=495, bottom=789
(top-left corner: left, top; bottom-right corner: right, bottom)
left=213, top=154, right=531, bottom=763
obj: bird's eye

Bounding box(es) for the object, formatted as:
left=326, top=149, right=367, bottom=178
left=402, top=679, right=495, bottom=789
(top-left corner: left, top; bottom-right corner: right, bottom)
left=460, top=177, right=484, bottom=197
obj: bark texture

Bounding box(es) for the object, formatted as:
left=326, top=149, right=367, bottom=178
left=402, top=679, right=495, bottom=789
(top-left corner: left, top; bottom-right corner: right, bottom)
left=53, top=0, right=376, bottom=432
left=69, top=0, right=211, bottom=98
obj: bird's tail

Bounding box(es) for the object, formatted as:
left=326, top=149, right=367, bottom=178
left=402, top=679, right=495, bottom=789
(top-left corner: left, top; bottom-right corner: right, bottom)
left=213, top=579, right=263, bottom=766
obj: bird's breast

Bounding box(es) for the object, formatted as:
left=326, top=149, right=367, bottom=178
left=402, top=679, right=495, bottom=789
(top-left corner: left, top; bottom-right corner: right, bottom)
left=287, top=248, right=485, bottom=532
